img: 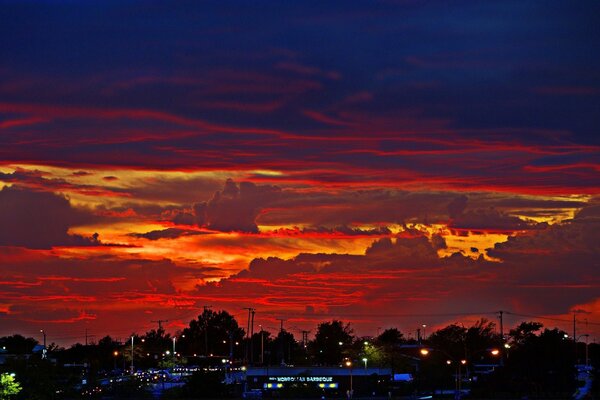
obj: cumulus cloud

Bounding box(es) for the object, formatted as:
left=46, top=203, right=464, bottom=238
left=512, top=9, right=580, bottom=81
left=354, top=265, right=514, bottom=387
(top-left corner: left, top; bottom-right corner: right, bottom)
left=193, top=179, right=281, bottom=233
left=0, top=186, right=99, bottom=249
left=192, top=215, right=599, bottom=329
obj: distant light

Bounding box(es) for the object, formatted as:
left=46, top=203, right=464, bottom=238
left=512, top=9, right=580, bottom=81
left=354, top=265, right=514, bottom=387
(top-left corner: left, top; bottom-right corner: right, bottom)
left=420, top=348, right=429, bottom=356
left=166, top=350, right=170, bottom=355
left=338, top=341, right=343, bottom=346
left=364, top=341, right=369, bottom=345
left=345, top=360, right=352, bottom=367
left=446, top=360, right=452, bottom=365
left=460, top=360, right=467, bottom=365
left=241, top=366, right=246, bottom=371
left=491, top=349, right=500, bottom=356
left=504, top=343, right=511, bottom=349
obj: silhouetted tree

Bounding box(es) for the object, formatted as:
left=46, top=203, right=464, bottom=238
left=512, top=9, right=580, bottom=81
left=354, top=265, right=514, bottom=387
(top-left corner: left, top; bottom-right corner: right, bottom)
left=178, top=309, right=244, bottom=359
left=0, top=335, right=38, bottom=354
left=310, top=320, right=354, bottom=365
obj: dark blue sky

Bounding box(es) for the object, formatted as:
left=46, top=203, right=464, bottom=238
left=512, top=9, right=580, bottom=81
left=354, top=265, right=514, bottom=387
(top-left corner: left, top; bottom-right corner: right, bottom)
left=1, top=1, right=599, bottom=341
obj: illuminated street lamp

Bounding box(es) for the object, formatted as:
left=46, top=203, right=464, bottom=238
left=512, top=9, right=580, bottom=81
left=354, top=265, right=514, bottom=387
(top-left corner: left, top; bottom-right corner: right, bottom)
left=420, top=348, right=480, bottom=399
left=362, top=357, right=367, bottom=369
left=345, top=359, right=353, bottom=399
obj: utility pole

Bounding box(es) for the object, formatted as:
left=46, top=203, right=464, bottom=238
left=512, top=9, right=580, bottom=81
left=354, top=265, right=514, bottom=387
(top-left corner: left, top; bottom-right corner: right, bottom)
left=498, top=310, right=505, bottom=366
left=151, top=319, right=169, bottom=332
left=301, top=330, right=310, bottom=349
left=203, top=305, right=212, bottom=356
left=243, top=307, right=254, bottom=363
left=574, top=312, right=577, bottom=363
left=277, top=318, right=286, bottom=333
left=250, top=309, right=256, bottom=364
left=498, top=311, right=504, bottom=340
left=276, top=318, right=286, bottom=365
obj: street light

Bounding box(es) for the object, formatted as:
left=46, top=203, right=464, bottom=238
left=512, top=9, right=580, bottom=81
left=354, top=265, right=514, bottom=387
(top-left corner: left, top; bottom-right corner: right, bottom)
left=362, top=357, right=368, bottom=369
left=40, top=329, right=47, bottom=359
left=345, top=360, right=353, bottom=399
left=130, top=336, right=134, bottom=374
left=420, top=348, right=471, bottom=399
left=113, top=351, right=118, bottom=371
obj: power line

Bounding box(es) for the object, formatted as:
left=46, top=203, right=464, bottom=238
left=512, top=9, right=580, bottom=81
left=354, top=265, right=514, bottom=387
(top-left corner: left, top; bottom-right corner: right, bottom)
left=504, top=311, right=600, bottom=326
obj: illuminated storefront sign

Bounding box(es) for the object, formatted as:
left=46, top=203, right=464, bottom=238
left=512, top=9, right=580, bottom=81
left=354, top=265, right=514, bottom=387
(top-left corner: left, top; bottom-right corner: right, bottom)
left=267, top=376, right=334, bottom=383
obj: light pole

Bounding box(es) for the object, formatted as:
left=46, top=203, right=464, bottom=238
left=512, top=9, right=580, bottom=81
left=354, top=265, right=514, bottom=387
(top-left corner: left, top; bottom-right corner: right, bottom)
left=40, top=329, right=47, bottom=359
left=576, top=334, right=590, bottom=366
left=345, top=360, right=353, bottom=399
left=259, top=325, right=264, bottom=365
left=421, top=347, right=499, bottom=400
left=130, top=336, right=134, bottom=374
left=362, top=357, right=368, bottom=369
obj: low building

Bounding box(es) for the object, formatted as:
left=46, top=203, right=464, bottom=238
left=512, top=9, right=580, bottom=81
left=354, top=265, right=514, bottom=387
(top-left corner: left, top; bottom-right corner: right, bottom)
left=245, top=366, right=393, bottom=397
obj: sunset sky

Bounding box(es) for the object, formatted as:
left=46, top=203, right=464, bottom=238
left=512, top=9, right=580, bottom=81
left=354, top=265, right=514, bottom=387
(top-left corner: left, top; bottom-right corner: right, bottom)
left=1, top=0, right=599, bottom=345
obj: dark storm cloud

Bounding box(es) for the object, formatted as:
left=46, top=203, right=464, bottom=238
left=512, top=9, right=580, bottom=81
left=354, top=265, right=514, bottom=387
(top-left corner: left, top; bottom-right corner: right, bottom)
left=0, top=168, right=124, bottom=197
left=179, top=180, right=583, bottom=234
left=194, top=179, right=281, bottom=233
left=128, top=228, right=208, bottom=241
left=198, top=213, right=600, bottom=319
left=0, top=186, right=98, bottom=249
left=449, top=208, right=539, bottom=232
